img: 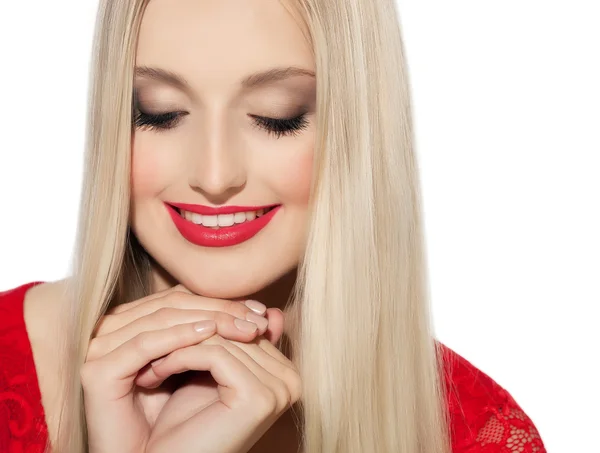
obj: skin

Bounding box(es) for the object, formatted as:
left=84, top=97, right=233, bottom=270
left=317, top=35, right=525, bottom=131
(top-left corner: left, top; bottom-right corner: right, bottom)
left=131, top=0, right=316, bottom=301
left=24, top=0, right=315, bottom=451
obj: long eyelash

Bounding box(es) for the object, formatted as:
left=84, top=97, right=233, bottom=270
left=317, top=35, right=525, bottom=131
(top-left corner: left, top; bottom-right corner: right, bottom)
left=250, top=113, right=309, bottom=139
left=132, top=107, right=309, bottom=138
left=133, top=109, right=184, bottom=131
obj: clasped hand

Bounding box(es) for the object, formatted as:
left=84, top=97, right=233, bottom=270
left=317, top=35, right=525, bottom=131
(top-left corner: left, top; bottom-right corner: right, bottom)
left=80, top=285, right=301, bottom=453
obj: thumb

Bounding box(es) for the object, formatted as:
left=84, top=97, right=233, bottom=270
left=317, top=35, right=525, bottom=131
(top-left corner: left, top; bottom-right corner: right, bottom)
left=264, top=308, right=285, bottom=345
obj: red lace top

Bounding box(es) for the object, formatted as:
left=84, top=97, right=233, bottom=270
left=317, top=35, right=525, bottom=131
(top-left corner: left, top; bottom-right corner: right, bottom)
left=0, top=282, right=547, bottom=452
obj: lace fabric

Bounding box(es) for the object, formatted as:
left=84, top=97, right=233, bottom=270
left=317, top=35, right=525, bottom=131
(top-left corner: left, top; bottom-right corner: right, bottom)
left=0, top=282, right=546, bottom=452
left=475, top=406, right=545, bottom=452
left=0, top=282, right=48, bottom=453
left=439, top=343, right=546, bottom=452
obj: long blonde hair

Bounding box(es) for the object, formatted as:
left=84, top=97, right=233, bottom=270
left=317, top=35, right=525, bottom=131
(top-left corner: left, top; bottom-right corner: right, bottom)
left=51, top=0, right=452, bottom=452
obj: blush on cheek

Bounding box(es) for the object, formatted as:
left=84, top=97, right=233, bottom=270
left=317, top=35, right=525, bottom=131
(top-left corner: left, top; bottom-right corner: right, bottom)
left=131, top=147, right=170, bottom=198
left=274, top=148, right=313, bottom=204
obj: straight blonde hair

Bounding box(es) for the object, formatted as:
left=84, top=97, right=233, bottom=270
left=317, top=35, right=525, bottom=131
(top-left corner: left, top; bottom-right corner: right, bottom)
left=50, top=0, right=453, bottom=452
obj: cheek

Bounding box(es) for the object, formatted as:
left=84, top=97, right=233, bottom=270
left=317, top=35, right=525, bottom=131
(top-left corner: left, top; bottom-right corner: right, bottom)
left=131, top=141, right=172, bottom=198
left=270, top=147, right=313, bottom=205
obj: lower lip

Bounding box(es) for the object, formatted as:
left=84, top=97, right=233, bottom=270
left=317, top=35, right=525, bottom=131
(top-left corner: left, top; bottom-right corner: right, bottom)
left=165, top=203, right=281, bottom=248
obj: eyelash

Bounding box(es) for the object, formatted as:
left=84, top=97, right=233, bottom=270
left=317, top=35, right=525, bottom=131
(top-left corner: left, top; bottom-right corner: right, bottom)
left=132, top=109, right=309, bottom=139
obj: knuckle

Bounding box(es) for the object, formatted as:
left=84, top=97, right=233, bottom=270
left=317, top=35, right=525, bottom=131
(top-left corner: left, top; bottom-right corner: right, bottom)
left=273, top=379, right=292, bottom=412
left=253, top=388, right=278, bottom=417
left=285, top=369, right=303, bottom=404
left=131, top=332, right=153, bottom=355
left=213, top=311, right=234, bottom=325
left=153, top=306, right=174, bottom=318
left=151, top=307, right=177, bottom=328
left=86, top=338, right=102, bottom=361
left=170, top=284, right=189, bottom=293
left=167, top=291, right=190, bottom=308
left=223, top=299, right=242, bottom=316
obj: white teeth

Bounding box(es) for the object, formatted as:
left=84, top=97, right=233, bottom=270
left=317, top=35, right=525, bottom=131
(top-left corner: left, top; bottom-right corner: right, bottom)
left=179, top=207, right=273, bottom=228
left=217, top=214, right=235, bottom=227
left=202, top=215, right=218, bottom=227
left=234, top=212, right=246, bottom=224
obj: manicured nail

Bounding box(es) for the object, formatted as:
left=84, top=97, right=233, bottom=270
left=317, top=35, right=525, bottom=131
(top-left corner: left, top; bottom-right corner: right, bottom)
left=234, top=318, right=258, bottom=333
left=246, top=312, right=269, bottom=331
left=194, top=320, right=216, bottom=333
left=244, top=299, right=267, bottom=315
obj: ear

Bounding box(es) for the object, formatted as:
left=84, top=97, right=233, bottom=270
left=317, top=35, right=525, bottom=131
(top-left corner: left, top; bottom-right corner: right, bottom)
left=263, top=308, right=285, bottom=345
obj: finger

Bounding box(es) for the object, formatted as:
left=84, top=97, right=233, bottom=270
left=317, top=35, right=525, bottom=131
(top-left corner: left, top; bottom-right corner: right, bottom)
left=215, top=340, right=297, bottom=413
left=254, top=335, right=294, bottom=368
left=143, top=343, right=279, bottom=451
left=147, top=343, right=264, bottom=404
left=87, top=309, right=264, bottom=361
left=164, top=335, right=298, bottom=413
left=97, top=292, right=267, bottom=335
left=230, top=338, right=302, bottom=407
left=80, top=321, right=217, bottom=400
left=263, top=308, right=285, bottom=344
left=110, top=284, right=191, bottom=314
left=139, top=335, right=267, bottom=389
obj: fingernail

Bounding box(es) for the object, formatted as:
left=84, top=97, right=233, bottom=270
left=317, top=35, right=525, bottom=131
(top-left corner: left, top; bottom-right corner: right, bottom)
left=194, top=320, right=216, bottom=333
left=244, top=299, right=267, bottom=315
left=234, top=318, right=258, bottom=333
left=246, top=312, right=269, bottom=331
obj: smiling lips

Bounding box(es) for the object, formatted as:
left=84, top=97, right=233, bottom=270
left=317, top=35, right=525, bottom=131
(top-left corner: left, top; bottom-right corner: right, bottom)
left=165, top=202, right=281, bottom=247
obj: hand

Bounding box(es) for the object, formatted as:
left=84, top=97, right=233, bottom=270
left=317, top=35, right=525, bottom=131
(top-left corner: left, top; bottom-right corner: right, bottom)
left=81, top=284, right=279, bottom=453
left=138, top=332, right=301, bottom=453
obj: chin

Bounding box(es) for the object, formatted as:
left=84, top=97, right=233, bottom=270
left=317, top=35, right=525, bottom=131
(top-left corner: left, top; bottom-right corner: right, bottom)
left=170, top=259, right=296, bottom=301
left=181, top=277, right=265, bottom=300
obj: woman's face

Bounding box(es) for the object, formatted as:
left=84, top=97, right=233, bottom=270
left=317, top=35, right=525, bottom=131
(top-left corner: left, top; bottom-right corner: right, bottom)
left=130, top=0, right=316, bottom=299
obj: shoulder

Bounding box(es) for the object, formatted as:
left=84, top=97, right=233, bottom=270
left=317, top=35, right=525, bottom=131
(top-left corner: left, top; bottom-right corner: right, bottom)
left=0, top=279, right=68, bottom=367
left=22, top=279, right=70, bottom=346
left=0, top=281, right=43, bottom=331
left=436, top=342, right=547, bottom=453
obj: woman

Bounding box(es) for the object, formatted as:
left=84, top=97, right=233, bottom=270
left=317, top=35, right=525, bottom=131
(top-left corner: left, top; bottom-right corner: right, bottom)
left=0, top=0, right=547, bottom=452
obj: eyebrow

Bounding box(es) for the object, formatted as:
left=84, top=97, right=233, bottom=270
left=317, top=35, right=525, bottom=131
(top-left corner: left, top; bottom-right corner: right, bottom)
left=134, top=66, right=315, bottom=94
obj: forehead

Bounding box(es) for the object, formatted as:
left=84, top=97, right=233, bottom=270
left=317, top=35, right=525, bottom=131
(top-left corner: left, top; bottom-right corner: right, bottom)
left=136, top=0, right=314, bottom=84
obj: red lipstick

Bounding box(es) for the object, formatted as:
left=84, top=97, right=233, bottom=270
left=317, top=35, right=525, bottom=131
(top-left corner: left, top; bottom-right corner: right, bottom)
left=168, top=202, right=280, bottom=216
left=165, top=202, right=281, bottom=248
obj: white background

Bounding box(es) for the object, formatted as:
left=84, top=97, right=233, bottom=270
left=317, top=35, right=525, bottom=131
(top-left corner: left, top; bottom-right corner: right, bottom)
left=1, top=1, right=598, bottom=450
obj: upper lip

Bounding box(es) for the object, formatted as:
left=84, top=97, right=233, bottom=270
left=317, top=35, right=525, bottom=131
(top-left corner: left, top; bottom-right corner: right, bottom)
left=167, top=201, right=279, bottom=215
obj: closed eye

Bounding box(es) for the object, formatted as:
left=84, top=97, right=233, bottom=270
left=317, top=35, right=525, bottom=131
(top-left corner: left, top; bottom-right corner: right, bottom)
left=249, top=113, right=309, bottom=138
left=132, top=108, right=309, bottom=139
left=132, top=110, right=186, bottom=131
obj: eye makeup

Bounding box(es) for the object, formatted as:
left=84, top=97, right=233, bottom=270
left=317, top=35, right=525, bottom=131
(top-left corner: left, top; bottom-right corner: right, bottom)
left=132, top=92, right=311, bottom=138
left=248, top=112, right=309, bottom=138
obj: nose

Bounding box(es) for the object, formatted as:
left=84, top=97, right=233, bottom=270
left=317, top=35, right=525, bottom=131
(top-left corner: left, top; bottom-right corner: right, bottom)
left=188, top=113, right=247, bottom=203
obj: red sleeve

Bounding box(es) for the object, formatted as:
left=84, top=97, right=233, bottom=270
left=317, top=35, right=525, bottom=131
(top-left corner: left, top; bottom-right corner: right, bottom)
left=439, top=343, right=547, bottom=453
left=0, top=282, right=49, bottom=453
